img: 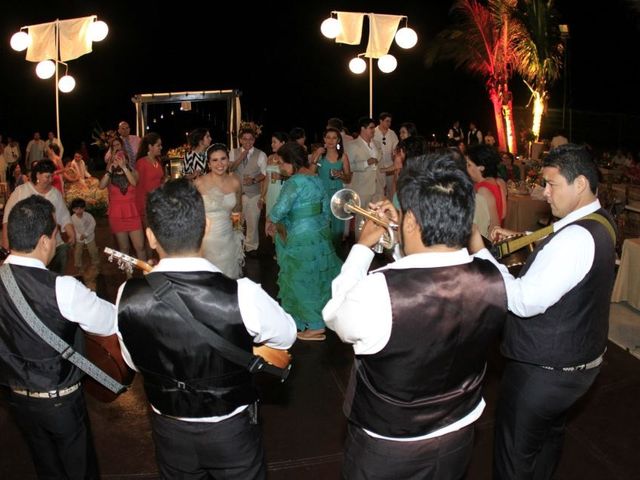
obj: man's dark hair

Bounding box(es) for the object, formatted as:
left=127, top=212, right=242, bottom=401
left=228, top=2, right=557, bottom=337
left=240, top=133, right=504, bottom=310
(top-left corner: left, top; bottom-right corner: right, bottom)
left=70, top=198, right=86, bottom=210
left=397, top=151, right=475, bottom=248
left=277, top=141, right=309, bottom=170
left=188, top=128, right=209, bottom=149
left=466, top=144, right=501, bottom=178
left=30, top=158, right=56, bottom=183
left=398, top=136, right=428, bottom=164
left=288, top=127, right=306, bottom=142
left=544, top=143, right=599, bottom=195
left=357, top=117, right=375, bottom=131
left=378, top=112, right=392, bottom=122
left=8, top=195, right=56, bottom=252
left=146, top=179, right=206, bottom=254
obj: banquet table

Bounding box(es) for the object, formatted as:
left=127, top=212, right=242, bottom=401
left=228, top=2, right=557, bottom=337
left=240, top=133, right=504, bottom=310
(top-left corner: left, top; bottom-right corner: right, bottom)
left=505, top=193, right=551, bottom=232
left=611, top=237, right=640, bottom=310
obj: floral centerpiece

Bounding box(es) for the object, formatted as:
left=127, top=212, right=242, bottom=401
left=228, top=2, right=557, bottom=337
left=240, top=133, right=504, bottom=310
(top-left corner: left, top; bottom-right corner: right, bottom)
left=524, top=160, right=544, bottom=188
left=167, top=145, right=188, bottom=158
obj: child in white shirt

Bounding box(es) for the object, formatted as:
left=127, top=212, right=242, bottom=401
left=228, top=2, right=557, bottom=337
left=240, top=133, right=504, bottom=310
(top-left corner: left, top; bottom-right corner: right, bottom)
left=70, top=198, right=100, bottom=274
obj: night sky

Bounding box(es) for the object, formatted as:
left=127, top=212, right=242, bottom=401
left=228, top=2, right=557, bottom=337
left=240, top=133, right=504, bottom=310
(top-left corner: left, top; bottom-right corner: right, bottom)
left=1, top=0, right=639, bottom=155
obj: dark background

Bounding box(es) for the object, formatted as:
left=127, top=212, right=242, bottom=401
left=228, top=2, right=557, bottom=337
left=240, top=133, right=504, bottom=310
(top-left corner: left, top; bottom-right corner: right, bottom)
left=1, top=0, right=639, bottom=157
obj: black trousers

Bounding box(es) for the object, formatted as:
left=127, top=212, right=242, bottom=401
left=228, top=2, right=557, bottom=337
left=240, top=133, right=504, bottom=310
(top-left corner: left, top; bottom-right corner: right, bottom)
left=7, top=388, right=99, bottom=480
left=342, top=422, right=474, bottom=480
left=493, top=361, right=600, bottom=480
left=150, top=408, right=266, bottom=480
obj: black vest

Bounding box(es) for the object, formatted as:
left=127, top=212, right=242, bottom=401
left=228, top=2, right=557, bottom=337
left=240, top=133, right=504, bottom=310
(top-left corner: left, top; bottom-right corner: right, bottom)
left=345, top=259, right=506, bottom=437
left=0, top=265, right=85, bottom=390
left=502, top=209, right=616, bottom=367
left=118, top=271, right=257, bottom=418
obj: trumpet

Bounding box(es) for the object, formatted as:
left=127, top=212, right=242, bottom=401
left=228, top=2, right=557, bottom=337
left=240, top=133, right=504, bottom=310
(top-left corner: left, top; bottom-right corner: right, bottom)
left=330, top=189, right=398, bottom=252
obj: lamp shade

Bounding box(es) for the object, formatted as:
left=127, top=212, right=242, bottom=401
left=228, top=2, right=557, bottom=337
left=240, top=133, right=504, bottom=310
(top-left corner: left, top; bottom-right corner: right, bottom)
left=395, top=27, right=418, bottom=49
left=10, top=31, right=30, bottom=51
left=36, top=60, right=56, bottom=79
left=349, top=57, right=367, bottom=74
left=58, top=75, right=76, bottom=93
left=321, top=18, right=340, bottom=39
left=377, top=54, right=397, bottom=73
left=89, top=20, right=109, bottom=42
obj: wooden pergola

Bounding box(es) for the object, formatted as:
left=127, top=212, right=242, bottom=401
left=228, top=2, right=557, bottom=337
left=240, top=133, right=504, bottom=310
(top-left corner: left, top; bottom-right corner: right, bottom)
left=131, top=89, right=242, bottom=149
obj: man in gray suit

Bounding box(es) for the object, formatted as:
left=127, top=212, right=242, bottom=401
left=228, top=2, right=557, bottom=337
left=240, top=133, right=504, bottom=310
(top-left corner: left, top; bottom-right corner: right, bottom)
left=345, top=117, right=382, bottom=239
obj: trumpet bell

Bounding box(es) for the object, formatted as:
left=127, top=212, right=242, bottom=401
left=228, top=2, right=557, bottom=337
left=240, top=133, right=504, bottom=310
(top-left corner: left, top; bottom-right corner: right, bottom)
left=330, top=188, right=360, bottom=220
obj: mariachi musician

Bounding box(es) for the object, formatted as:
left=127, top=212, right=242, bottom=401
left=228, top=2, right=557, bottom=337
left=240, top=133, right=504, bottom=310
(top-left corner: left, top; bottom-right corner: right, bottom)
left=323, top=150, right=507, bottom=479
left=0, top=195, right=116, bottom=479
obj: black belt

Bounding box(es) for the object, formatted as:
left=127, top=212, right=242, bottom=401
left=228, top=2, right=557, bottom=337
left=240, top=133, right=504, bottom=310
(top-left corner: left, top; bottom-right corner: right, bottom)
left=539, top=353, right=604, bottom=372
left=12, top=382, right=81, bottom=398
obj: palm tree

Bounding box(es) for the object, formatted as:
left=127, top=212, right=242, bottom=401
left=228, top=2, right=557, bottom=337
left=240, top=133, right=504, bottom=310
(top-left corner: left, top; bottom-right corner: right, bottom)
left=426, top=0, right=520, bottom=153
left=510, top=0, right=563, bottom=141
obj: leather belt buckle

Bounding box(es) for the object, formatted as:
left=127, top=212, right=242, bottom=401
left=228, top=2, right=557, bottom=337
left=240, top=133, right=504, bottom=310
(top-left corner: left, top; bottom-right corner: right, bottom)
left=12, top=382, right=80, bottom=398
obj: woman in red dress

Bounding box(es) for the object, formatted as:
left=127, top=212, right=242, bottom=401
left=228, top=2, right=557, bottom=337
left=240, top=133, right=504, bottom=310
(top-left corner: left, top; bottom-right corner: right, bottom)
left=99, top=137, right=146, bottom=261
left=134, top=132, right=165, bottom=260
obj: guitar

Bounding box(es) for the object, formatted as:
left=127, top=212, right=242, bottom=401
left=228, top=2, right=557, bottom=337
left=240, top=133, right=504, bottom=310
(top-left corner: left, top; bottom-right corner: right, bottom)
left=483, top=224, right=553, bottom=274
left=104, top=247, right=292, bottom=370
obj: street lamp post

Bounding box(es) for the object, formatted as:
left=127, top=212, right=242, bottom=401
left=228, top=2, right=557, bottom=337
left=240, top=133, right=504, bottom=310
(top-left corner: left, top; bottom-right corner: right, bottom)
left=10, top=16, right=109, bottom=144
left=321, top=12, right=417, bottom=118
left=559, top=24, right=570, bottom=132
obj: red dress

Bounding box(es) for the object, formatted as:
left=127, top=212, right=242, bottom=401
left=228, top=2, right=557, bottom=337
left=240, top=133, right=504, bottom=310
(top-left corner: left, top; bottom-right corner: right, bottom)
left=475, top=180, right=504, bottom=221
left=135, top=157, right=164, bottom=222
left=107, top=182, right=141, bottom=233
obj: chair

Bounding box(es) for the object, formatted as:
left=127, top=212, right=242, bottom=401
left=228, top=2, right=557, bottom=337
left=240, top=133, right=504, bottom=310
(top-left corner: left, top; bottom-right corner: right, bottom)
left=620, top=185, right=640, bottom=241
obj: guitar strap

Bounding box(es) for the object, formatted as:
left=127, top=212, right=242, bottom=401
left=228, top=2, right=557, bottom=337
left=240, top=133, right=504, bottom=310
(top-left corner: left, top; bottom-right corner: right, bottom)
left=582, top=213, right=616, bottom=246
left=0, top=264, right=127, bottom=395
left=145, top=273, right=290, bottom=381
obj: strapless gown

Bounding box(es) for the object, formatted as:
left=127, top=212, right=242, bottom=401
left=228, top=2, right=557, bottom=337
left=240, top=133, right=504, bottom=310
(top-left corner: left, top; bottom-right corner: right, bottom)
left=202, top=186, right=244, bottom=279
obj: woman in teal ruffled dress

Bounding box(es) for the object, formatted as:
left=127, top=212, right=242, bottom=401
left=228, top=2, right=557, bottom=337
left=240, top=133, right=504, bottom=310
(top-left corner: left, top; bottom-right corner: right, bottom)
left=313, top=127, right=351, bottom=249
left=266, top=141, right=342, bottom=341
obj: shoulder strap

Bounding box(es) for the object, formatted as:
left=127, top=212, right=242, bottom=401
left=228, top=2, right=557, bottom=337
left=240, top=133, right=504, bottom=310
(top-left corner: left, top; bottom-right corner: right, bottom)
left=581, top=213, right=617, bottom=246
left=144, top=273, right=289, bottom=380
left=0, top=264, right=127, bottom=395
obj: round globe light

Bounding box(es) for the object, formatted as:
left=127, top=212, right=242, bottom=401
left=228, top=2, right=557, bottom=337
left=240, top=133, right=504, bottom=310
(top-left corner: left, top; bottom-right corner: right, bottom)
left=320, top=18, right=340, bottom=39
left=349, top=57, right=367, bottom=74
left=395, top=27, right=418, bottom=49
left=89, top=20, right=109, bottom=42
left=377, top=54, right=397, bottom=73
left=36, top=60, right=56, bottom=79
left=10, top=31, right=30, bottom=51
left=58, top=75, right=76, bottom=93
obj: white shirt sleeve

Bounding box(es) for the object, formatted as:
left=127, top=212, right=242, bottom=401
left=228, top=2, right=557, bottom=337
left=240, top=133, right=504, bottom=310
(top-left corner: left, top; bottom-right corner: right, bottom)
left=237, top=278, right=297, bottom=349
left=257, top=152, right=268, bottom=175
left=474, top=224, right=595, bottom=317
left=114, top=281, right=138, bottom=371
left=322, top=244, right=392, bottom=355
left=56, top=276, right=117, bottom=335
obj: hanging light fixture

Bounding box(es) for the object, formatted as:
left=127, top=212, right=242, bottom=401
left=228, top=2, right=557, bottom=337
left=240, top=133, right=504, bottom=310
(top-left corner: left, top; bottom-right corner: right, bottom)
left=89, top=20, right=109, bottom=42
left=321, top=16, right=340, bottom=39
left=10, top=31, right=30, bottom=51
left=349, top=56, right=367, bottom=74
left=377, top=54, right=397, bottom=73
left=58, top=74, right=76, bottom=93
left=395, top=27, right=417, bottom=49
left=36, top=60, right=56, bottom=79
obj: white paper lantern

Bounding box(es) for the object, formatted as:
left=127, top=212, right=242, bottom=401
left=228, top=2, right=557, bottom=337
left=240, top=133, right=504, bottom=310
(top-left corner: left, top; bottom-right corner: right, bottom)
left=89, top=20, right=109, bottom=42
left=58, top=75, right=76, bottom=93
left=395, top=27, right=418, bottom=49
left=10, top=31, right=30, bottom=51
left=349, top=57, right=367, bottom=74
left=36, top=60, right=56, bottom=79
left=321, top=18, right=340, bottom=39
left=377, top=54, right=397, bottom=73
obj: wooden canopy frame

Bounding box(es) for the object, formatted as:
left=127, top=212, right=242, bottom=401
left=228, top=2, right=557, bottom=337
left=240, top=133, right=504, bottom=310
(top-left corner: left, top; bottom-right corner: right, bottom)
left=131, top=89, right=242, bottom=148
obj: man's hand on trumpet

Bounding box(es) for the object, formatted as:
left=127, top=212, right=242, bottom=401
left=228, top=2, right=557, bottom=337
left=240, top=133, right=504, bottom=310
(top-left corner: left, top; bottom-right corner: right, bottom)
left=357, top=199, right=400, bottom=250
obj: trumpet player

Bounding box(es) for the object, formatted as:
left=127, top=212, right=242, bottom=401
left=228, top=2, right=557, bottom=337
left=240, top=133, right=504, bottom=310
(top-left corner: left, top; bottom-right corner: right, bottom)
left=323, top=150, right=507, bottom=480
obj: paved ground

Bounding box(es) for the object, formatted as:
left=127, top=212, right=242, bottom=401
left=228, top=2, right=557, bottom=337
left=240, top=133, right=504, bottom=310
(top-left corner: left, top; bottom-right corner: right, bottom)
left=1, top=217, right=639, bottom=479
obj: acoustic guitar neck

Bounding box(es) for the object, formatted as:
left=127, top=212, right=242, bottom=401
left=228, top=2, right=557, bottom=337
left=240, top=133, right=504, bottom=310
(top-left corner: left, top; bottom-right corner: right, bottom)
left=493, top=224, right=553, bottom=259
left=104, top=247, right=154, bottom=273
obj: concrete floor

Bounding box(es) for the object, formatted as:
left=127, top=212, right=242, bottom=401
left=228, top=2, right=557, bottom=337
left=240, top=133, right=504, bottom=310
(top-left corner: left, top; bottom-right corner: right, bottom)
left=1, top=217, right=639, bottom=479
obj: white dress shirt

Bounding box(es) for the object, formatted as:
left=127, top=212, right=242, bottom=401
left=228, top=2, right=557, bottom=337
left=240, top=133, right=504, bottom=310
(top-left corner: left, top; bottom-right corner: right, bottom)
left=475, top=200, right=601, bottom=318
left=322, top=245, right=485, bottom=441
left=115, top=256, right=296, bottom=422
left=229, top=147, right=267, bottom=175
left=5, top=255, right=116, bottom=335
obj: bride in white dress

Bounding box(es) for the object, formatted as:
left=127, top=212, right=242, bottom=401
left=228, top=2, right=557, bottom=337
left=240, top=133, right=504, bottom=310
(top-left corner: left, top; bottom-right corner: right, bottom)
left=194, top=143, right=244, bottom=278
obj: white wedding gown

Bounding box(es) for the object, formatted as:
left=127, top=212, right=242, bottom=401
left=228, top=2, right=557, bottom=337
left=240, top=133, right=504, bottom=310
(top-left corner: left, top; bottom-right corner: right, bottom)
left=201, top=186, right=244, bottom=279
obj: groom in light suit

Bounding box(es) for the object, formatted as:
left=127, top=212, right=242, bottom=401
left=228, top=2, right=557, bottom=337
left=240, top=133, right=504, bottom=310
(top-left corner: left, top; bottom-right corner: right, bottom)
left=345, top=117, right=382, bottom=239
